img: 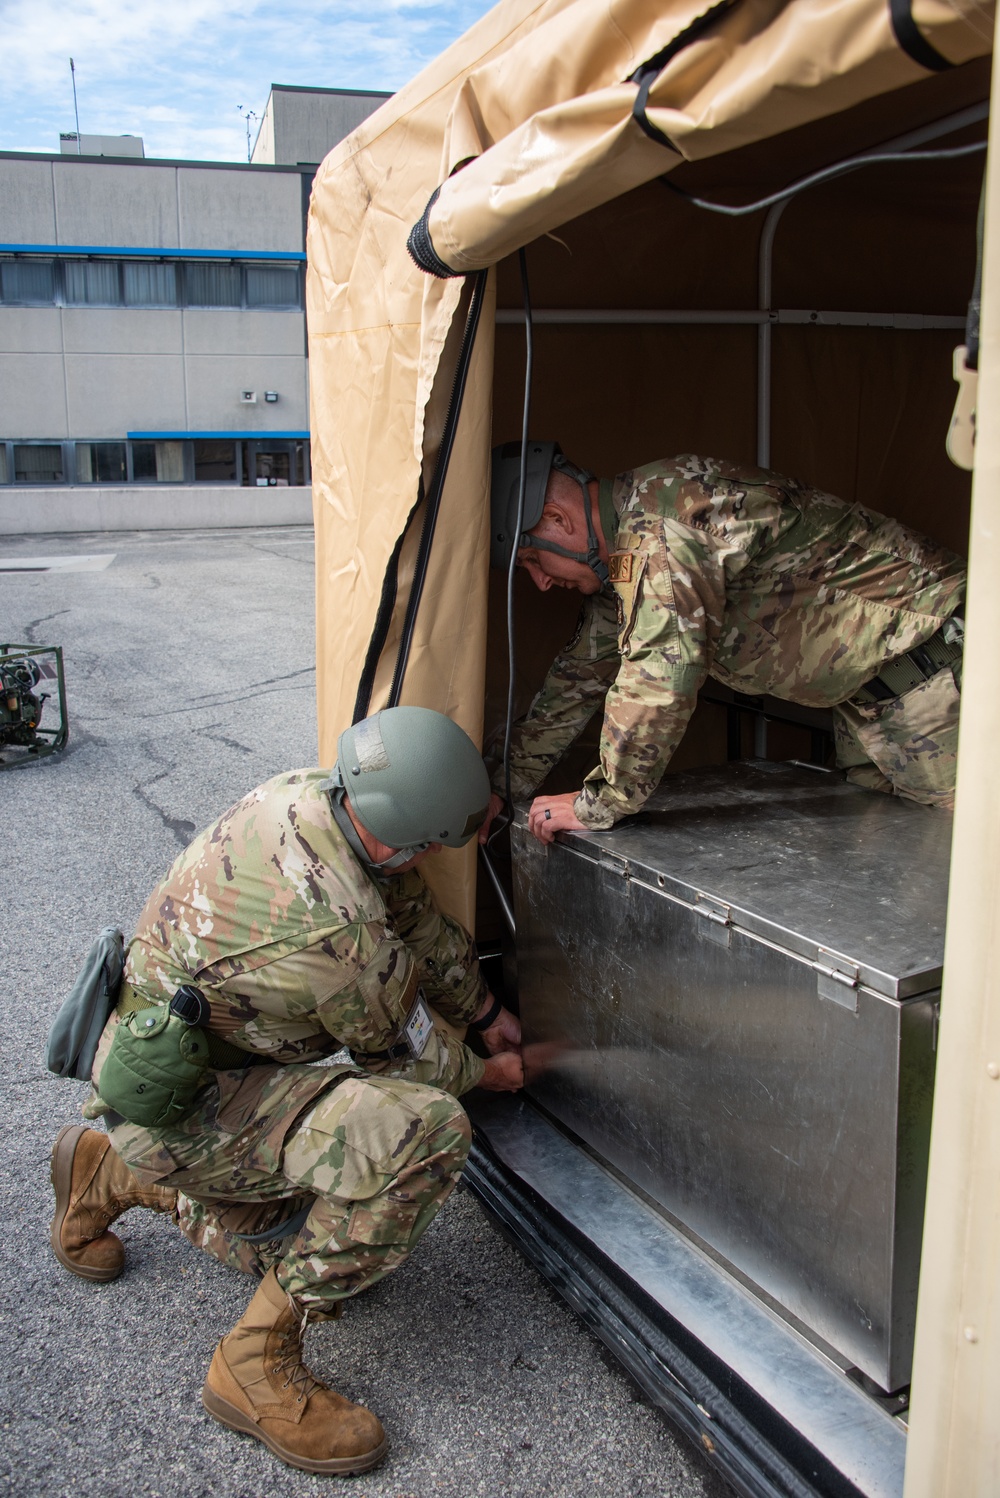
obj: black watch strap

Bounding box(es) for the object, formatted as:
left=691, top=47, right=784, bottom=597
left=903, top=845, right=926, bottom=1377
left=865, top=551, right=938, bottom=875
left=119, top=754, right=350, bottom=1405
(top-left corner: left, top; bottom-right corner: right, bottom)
left=467, top=993, right=503, bottom=1032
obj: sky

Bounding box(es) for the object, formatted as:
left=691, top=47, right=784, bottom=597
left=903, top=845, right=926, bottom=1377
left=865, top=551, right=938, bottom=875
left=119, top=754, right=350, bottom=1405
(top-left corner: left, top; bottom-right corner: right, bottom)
left=0, top=0, right=495, bottom=161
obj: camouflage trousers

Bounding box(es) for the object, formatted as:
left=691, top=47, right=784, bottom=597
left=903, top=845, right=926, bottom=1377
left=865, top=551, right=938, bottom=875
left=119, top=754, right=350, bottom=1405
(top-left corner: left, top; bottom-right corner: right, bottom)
left=833, top=665, right=961, bottom=811
left=109, top=1065, right=471, bottom=1313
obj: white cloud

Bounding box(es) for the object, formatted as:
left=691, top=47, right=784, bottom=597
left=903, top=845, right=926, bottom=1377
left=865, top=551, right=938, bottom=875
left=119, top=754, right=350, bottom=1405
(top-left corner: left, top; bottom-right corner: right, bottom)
left=0, top=0, right=494, bottom=160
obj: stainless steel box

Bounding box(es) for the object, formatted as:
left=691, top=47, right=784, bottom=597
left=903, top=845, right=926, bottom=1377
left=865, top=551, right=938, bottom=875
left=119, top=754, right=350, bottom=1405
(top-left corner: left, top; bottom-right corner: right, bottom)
left=511, top=761, right=951, bottom=1391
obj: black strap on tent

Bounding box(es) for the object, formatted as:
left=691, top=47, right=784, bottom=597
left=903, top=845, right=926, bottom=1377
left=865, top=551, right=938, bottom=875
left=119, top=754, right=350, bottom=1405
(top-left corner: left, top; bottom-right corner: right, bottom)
left=629, top=0, right=736, bottom=150
left=965, top=169, right=986, bottom=371
left=888, top=0, right=954, bottom=71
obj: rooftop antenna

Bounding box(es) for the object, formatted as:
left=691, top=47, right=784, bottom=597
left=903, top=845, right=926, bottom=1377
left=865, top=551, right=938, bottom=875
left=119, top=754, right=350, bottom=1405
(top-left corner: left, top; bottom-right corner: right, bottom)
left=69, top=58, right=82, bottom=153
left=237, top=105, right=259, bottom=164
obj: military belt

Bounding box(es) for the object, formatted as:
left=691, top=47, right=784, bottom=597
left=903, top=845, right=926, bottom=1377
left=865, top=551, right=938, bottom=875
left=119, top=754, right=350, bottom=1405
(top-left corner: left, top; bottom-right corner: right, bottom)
left=851, top=614, right=963, bottom=707
left=116, top=983, right=261, bottom=1071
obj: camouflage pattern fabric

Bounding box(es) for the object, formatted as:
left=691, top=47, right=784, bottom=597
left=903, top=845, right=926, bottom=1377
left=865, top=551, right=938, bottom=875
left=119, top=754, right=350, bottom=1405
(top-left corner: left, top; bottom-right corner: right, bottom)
left=108, top=1069, right=471, bottom=1309
left=175, top=1194, right=308, bottom=1277
left=103, top=769, right=487, bottom=1096
left=499, top=456, right=965, bottom=827
left=832, top=666, right=961, bottom=810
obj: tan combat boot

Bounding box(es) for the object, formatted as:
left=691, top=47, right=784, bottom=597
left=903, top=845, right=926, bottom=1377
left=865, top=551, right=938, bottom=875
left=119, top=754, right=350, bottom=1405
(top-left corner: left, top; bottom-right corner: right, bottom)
left=50, top=1124, right=177, bottom=1282
left=202, top=1266, right=387, bottom=1475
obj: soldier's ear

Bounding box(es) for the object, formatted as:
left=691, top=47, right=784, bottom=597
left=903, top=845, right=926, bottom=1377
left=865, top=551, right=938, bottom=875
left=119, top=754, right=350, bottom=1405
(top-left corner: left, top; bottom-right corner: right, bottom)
left=538, top=501, right=574, bottom=536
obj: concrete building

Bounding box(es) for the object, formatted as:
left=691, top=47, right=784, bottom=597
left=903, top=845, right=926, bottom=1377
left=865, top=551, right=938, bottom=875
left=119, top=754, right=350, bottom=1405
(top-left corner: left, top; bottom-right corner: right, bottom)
left=59, top=134, right=145, bottom=157
left=0, top=85, right=389, bottom=533
left=251, top=86, right=390, bottom=168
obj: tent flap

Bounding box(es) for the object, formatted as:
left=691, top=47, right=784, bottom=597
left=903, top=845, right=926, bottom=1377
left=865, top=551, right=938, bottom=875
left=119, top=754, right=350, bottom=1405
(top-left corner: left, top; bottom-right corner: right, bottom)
left=412, top=0, right=994, bottom=275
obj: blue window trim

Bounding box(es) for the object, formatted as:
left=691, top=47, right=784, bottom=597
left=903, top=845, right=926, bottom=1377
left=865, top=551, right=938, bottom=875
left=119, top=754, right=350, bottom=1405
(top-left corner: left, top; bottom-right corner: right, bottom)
left=0, top=244, right=305, bottom=261
left=128, top=430, right=310, bottom=440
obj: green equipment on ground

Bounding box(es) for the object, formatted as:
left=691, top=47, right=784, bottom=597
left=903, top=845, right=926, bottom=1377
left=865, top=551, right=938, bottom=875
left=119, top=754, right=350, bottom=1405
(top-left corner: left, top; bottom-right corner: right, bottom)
left=96, top=986, right=213, bottom=1129
left=0, top=643, right=68, bottom=768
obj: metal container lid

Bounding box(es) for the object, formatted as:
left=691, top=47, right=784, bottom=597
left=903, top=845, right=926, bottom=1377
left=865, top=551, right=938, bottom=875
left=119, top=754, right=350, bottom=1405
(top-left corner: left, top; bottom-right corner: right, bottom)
left=541, top=761, right=952, bottom=1000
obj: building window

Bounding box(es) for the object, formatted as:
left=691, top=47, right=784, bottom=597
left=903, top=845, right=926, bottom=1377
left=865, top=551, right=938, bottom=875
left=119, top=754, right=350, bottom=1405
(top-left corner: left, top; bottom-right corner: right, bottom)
left=14, top=444, right=64, bottom=482
left=0, top=437, right=310, bottom=485
left=246, top=263, right=301, bottom=310
left=0, top=258, right=56, bottom=304
left=64, top=260, right=121, bottom=306
left=252, top=447, right=291, bottom=485
left=185, top=262, right=241, bottom=308
left=0, top=255, right=305, bottom=310
left=193, top=440, right=236, bottom=482
left=123, top=261, right=177, bottom=308
left=132, top=440, right=185, bottom=482
left=76, top=442, right=127, bottom=483
left=237, top=439, right=310, bottom=487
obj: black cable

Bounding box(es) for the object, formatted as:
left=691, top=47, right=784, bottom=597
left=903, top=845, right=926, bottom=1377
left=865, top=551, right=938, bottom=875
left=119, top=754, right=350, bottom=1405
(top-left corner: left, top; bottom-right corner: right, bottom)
left=487, top=245, right=534, bottom=852
left=662, top=138, right=987, bottom=218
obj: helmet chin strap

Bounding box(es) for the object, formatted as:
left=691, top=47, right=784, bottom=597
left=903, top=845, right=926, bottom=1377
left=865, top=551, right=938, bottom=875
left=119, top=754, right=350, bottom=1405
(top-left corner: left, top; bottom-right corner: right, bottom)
left=323, top=768, right=428, bottom=874
left=519, top=455, right=609, bottom=587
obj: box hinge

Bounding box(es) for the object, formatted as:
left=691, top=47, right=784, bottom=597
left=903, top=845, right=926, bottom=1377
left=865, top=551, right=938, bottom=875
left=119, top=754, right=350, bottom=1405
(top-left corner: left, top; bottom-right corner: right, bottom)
left=814, top=949, right=860, bottom=1010
left=695, top=892, right=732, bottom=947
left=595, top=851, right=632, bottom=898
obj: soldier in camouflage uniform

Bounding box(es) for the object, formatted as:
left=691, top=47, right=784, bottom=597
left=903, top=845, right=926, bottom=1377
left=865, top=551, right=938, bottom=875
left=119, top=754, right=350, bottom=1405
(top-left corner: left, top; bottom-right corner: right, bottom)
left=486, top=445, right=966, bottom=843
left=49, top=708, right=521, bottom=1476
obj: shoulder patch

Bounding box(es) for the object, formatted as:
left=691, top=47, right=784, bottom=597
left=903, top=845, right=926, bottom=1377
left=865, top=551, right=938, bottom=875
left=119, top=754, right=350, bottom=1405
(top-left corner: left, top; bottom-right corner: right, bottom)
left=608, top=551, right=634, bottom=585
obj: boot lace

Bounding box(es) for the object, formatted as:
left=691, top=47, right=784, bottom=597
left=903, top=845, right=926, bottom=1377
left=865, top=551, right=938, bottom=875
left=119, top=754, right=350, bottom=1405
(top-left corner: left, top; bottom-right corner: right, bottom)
left=274, top=1304, right=324, bottom=1404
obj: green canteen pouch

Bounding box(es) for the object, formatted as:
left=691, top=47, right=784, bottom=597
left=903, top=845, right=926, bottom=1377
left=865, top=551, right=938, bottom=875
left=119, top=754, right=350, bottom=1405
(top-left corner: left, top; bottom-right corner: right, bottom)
left=97, top=1003, right=211, bottom=1129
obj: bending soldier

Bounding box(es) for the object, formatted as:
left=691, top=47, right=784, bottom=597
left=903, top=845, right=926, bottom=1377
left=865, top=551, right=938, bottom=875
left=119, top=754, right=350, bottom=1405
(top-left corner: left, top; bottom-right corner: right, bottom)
left=485, top=443, right=966, bottom=843
left=49, top=707, right=521, bottom=1476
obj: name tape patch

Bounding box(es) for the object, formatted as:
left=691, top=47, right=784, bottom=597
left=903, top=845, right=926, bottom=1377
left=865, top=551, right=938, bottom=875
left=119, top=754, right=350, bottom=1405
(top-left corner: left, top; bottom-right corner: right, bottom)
left=608, top=551, right=634, bottom=585
left=403, top=991, right=434, bottom=1059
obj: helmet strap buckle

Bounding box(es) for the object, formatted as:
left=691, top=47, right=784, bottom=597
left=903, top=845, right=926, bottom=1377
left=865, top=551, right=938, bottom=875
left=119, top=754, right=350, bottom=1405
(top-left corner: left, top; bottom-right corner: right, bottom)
left=324, top=769, right=429, bottom=875
left=521, top=456, right=609, bottom=587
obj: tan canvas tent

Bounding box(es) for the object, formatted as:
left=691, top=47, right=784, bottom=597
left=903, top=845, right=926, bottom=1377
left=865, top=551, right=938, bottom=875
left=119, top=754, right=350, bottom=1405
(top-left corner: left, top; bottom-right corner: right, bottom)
left=307, top=1, right=998, bottom=1490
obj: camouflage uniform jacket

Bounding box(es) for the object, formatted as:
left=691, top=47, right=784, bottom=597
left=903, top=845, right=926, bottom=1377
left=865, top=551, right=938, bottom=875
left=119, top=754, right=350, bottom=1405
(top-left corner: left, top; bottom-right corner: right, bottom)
left=500, top=456, right=966, bottom=829
left=120, top=769, right=487, bottom=1096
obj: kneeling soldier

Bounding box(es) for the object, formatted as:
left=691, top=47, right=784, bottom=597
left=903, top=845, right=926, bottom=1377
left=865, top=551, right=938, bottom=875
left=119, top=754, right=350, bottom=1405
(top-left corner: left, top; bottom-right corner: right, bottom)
left=49, top=707, right=521, bottom=1476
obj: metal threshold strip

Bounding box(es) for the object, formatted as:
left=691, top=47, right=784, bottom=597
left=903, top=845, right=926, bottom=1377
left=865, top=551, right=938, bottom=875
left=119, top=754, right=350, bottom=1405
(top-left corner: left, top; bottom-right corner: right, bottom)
left=496, top=308, right=963, bottom=328
left=466, top=1095, right=906, bottom=1498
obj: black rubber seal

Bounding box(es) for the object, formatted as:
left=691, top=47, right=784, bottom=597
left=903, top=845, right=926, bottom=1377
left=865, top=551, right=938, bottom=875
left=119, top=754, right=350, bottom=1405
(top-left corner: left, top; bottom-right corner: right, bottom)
left=630, top=0, right=735, bottom=150
left=407, top=186, right=461, bottom=278
left=352, top=269, right=489, bottom=721
left=965, top=171, right=986, bottom=370
left=387, top=269, right=489, bottom=706
left=351, top=508, right=413, bottom=723
left=888, top=0, right=954, bottom=71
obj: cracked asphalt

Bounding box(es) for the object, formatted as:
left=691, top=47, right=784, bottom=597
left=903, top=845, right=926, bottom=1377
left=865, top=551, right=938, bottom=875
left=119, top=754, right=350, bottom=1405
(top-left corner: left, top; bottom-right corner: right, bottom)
left=0, top=527, right=731, bottom=1498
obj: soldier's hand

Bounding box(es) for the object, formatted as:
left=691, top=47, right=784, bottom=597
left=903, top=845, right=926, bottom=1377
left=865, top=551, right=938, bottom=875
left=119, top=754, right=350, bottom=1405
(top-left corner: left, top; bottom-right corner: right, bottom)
left=479, top=1050, right=524, bottom=1092
left=480, top=1003, right=521, bottom=1055
left=478, top=792, right=506, bottom=845
left=527, top=791, right=586, bottom=844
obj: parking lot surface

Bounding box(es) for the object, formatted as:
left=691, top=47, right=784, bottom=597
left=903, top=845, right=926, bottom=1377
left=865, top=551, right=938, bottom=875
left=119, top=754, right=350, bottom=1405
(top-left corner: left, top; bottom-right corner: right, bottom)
left=0, top=527, right=731, bottom=1498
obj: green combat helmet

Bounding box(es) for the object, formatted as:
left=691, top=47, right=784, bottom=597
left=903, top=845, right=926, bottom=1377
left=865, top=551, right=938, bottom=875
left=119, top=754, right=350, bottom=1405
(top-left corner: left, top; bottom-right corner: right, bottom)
left=327, top=707, right=490, bottom=872
left=490, top=440, right=608, bottom=586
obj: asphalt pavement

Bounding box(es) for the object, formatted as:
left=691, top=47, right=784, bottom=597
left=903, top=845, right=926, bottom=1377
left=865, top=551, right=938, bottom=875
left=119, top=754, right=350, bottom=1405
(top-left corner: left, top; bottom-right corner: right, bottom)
left=0, top=527, right=731, bottom=1498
